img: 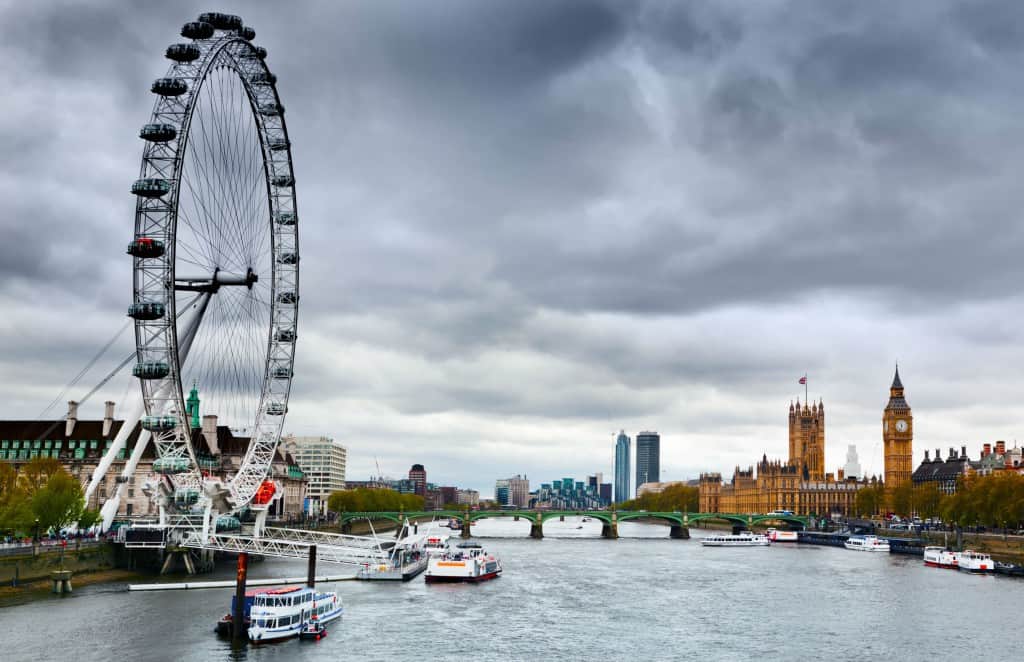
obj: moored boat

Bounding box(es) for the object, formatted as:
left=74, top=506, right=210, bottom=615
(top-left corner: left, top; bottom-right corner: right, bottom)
left=994, top=561, right=1024, bottom=578
left=701, top=533, right=771, bottom=547
left=923, top=546, right=959, bottom=569
left=425, top=541, right=502, bottom=583
left=767, top=528, right=798, bottom=542
left=844, top=535, right=890, bottom=552
left=957, top=550, right=994, bottom=574
left=246, top=585, right=343, bottom=643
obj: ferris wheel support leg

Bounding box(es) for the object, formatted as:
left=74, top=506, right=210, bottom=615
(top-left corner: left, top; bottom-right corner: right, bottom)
left=100, top=428, right=152, bottom=532
left=85, top=396, right=144, bottom=508
left=202, top=504, right=218, bottom=543
left=254, top=508, right=269, bottom=539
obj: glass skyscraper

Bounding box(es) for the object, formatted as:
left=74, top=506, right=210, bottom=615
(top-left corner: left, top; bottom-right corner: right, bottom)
left=635, top=431, right=660, bottom=495
left=614, top=430, right=631, bottom=503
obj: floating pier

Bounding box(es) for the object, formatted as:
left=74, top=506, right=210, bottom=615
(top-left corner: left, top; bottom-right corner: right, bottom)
left=128, top=573, right=356, bottom=591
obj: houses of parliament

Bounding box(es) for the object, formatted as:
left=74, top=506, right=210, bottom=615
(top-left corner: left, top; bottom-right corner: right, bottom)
left=699, top=368, right=913, bottom=516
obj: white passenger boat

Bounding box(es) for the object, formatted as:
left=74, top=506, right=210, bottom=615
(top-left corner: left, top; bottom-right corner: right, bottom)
left=356, top=527, right=430, bottom=581
left=957, top=550, right=994, bottom=574
left=844, top=535, right=890, bottom=552
left=701, top=533, right=771, bottom=547
left=425, top=541, right=502, bottom=583
left=247, top=585, right=343, bottom=643
left=767, top=528, right=799, bottom=542
left=923, top=546, right=959, bottom=569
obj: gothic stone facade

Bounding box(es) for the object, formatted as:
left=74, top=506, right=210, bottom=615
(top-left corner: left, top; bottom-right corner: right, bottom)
left=699, top=371, right=911, bottom=516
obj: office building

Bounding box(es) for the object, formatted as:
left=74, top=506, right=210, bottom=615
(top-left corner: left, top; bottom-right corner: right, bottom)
left=614, top=430, right=630, bottom=503
left=283, top=434, right=347, bottom=515
left=635, top=431, right=660, bottom=495
left=409, top=464, right=427, bottom=496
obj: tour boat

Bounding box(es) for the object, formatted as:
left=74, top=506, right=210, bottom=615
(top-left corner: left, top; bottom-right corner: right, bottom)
left=582, top=517, right=592, bottom=523
left=357, top=532, right=429, bottom=581
left=700, top=533, right=771, bottom=547
left=425, top=541, right=502, bottom=583
left=766, top=528, right=799, bottom=542
left=247, top=585, right=343, bottom=643
left=922, top=546, right=959, bottom=569
left=844, top=535, right=890, bottom=552
left=447, top=518, right=462, bottom=530
left=957, top=550, right=994, bottom=574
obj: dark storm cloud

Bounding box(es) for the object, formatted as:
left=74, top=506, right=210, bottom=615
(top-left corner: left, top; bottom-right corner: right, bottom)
left=4, top=0, right=1024, bottom=493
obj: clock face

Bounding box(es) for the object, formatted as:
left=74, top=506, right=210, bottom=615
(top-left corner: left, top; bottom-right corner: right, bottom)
left=895, top=419, right=908, bottom=433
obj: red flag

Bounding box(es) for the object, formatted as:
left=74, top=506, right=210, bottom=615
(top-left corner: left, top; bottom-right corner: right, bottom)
left=798, top=376, right=807, bottom=385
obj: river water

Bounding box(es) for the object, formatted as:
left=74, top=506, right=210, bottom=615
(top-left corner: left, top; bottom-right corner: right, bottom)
left=3, top=518, right=1019, bottom=661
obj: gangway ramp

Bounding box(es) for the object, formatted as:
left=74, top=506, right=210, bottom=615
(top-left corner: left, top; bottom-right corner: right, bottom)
left=179, top=530, right=391, bottom=566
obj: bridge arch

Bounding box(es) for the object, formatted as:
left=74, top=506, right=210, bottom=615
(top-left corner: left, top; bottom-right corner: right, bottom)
left=616, top=511, right=684, bottom=527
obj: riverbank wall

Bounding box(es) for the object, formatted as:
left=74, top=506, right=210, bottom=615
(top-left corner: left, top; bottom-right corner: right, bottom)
left=0, top=542, right=118, bottom=586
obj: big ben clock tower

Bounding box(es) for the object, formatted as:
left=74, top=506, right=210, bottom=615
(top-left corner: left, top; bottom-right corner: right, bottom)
left=883, top=366, right=913, bottom=488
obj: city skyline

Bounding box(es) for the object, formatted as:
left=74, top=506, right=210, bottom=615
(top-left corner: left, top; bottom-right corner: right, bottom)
left=7, top=2, right=1024, bottom=498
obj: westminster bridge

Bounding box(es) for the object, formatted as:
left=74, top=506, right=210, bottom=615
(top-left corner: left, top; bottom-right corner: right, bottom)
left=338, top=510, right=810, bottom=539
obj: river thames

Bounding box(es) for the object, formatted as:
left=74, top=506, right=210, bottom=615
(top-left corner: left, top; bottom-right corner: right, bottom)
left=3, top=518, right=1020, bottom=661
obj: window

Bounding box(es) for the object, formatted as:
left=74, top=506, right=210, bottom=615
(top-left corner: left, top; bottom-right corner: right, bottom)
left=74, top=449, right=85, bottom=460
left=90, top=440, right=99, bottom=449
left=1, top=440, right=8, bottom=449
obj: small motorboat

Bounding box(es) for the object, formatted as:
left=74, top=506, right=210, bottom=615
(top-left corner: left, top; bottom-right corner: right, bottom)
left=995, top=561, right=1024, bottom=578
left=299, top=620, right=328, bottom=641
left=575, top=525, right=583, bottom=530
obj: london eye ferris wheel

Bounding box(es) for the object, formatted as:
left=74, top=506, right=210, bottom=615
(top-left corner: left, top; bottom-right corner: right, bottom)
left=128, top=12, right=298, bottom=517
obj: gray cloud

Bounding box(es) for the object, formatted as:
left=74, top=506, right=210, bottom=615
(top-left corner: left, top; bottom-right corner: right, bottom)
left=3, top=1, right=1024, bottom=496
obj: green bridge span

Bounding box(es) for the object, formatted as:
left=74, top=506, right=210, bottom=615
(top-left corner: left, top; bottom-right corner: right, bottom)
left=338, top=510, right=809, bottom=539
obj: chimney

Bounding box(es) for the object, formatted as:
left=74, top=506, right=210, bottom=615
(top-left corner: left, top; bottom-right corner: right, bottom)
left=103, top=401, right=115, bottom=437
left=935, top=448, right=941, bottom=462
left=924, top=450, right=930, bottom=461
left=996, top=440, right=1006, bottom=455
left=65, top=401, right=78, bottom=437
left=983, top=443, right=991, bottom=457
left=961, top=445, right=967, bottom=460
left=202, top=415, right=219, bottom=455
left=949, top=447, right=956, bottom=460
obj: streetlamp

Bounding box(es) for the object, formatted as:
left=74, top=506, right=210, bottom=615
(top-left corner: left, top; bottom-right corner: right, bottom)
left=33, top=518, right=40, bottom=543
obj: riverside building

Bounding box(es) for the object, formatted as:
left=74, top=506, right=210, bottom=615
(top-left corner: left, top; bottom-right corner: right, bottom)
left=0, top=399, right=308, bottom=520
left=699, top=370, right=911, bottom=517
left=282, top=434, right=347, bottom=515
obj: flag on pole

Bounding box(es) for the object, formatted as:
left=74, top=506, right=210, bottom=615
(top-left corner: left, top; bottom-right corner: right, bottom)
left=798, top=376, right=807, bottom=385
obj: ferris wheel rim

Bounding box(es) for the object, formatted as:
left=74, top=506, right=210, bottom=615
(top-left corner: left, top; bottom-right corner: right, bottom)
left=130, top=14, right=298, bottom=511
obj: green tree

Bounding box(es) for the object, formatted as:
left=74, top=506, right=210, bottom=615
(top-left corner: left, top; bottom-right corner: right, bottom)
left=0, top=463, right=32, bottom=533
left=855, top=483, right=885, bottom=517
left=620, top=484, right=699, bottom=512
left=914, top=483, right=943, bottom=521
left=327, top=487, right=424, bottom=514
left=77, top=508, right=102, bottom=530
left=31, top=471, right=85, bottom=534
left=889, top=483, right=914, bottom=517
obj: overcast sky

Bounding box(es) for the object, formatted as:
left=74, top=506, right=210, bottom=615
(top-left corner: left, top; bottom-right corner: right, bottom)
left=3, top=0, right=1024, bottom=497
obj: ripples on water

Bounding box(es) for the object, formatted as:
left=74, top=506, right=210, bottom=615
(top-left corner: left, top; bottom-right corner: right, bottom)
left=3, top=518, right=1020, bottom=661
